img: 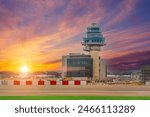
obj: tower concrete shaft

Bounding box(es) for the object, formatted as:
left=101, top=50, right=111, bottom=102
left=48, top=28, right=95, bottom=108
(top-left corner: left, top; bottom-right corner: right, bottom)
left=90, top=50, right=100, bottom=81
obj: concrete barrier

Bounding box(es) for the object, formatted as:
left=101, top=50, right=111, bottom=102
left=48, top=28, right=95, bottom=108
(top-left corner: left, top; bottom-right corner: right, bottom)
left=69, top=81, right=74, bottom=85
left=45, top=81, right=50, bottom=85
left=50, top=81, right=56, bottom=85
left=38, top=80, right=45, bottom=85
left=74, top=80, right=80, bottom=85
left=14, top=80, right=20, bottom=85
left=57, top=81, right=62, bottom=85
left=26, top=80, right=32, bottom=85
left=62, top=80, right=68, bottom=85
left=7, top=80, right=13, bottom=85
left=81, top=81, right=87, bottom=85
left=0, top=80, right=87, bottom=86
left=32, top=80, right=38, bottom=85
left=20, top=80, right=25, bottom=85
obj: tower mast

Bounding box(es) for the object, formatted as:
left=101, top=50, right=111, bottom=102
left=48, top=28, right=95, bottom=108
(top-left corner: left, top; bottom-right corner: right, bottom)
left=82, top=23, right=106, bottom=81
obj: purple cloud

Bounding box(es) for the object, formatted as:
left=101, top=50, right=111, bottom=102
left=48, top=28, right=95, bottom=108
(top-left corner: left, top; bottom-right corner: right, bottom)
left=107, top=50, right=150, bottom=71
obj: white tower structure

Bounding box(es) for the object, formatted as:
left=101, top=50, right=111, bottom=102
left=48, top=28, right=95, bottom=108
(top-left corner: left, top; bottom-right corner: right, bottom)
left=82, top=23, right=106, bottom=81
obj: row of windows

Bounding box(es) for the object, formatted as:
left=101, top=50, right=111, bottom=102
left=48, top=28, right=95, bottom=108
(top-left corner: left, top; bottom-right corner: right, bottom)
left=66, top=71, right=92, bottom=77
left=87, top=28, right=100, bottom=32
left=84, top=39, right=104, bottom=43
left=67, top=60, right=92, bottom=65
left=87, top=34, right=100, bottom=37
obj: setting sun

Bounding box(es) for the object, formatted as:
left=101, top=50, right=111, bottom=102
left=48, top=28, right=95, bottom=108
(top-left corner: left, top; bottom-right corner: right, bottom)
left=20, top=66, right=29, bottom=73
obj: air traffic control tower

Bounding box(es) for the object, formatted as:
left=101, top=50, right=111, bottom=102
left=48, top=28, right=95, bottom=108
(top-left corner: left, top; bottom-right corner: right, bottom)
left=82, top=23, right=106, bottom=81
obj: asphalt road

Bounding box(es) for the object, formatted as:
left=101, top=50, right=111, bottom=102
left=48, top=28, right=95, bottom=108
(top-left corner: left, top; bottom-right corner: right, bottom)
left=0, top=85, right=150, bottom=96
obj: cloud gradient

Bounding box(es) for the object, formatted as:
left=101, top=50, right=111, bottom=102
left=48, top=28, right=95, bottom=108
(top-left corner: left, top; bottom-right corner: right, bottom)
left=0, top=0, right=149, bottom=72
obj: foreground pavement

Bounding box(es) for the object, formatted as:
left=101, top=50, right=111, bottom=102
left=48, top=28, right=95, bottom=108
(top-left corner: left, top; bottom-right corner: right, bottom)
left=0, top=85, right=150, bottom=96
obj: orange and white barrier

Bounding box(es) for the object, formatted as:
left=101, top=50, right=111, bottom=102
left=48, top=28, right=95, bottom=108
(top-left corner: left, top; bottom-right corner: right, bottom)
left=14, top=80, right=20, bottom=85
left=8, top=80, right=13, bottom=85
left=32, top=80, right=38, bottom=85
left=26, top=80, right=32, bottom=85
left=68, top=81, right=74, bottom=85
left=81, top=80, right=87, bottom=85
left=62, top=80, right=69, bottom=85
left=50, top=80, right=57, bottom=85
left=74, top=80, right=81, bottom=85
left=0, top=80, right=87, bottom=86
left=38, top=80, right=45, bottom=85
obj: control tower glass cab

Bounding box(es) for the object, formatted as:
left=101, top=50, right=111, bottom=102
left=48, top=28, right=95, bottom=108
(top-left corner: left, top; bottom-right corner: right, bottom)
left=82, top=23, right=106, bottom=81
left=82, top=23, right=105, bottom=51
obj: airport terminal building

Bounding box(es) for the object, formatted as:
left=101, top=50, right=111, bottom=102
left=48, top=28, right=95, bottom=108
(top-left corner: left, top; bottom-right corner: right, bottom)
left=62, top=53, right=107, bottom=81
left=62, top=53, right=93, bottom=80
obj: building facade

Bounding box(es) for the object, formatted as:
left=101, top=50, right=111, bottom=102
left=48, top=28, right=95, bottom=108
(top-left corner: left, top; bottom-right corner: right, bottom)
left=62, top=53, right=93, bottom=79
left=100, top=59, right=107, bottom=80
left=142, top=66, right=150, bottom=82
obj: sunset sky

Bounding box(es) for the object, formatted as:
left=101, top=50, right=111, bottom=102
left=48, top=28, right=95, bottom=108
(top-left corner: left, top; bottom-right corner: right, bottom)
left=0, top=0, right=150, bottom=72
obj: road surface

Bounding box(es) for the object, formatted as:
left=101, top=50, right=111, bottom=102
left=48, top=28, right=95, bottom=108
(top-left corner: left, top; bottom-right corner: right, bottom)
left=0, top=85, right=150, bottom=96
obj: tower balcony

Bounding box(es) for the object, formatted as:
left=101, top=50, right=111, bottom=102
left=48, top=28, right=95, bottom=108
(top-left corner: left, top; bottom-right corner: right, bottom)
left=82, top=37, right=105, bottom=46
